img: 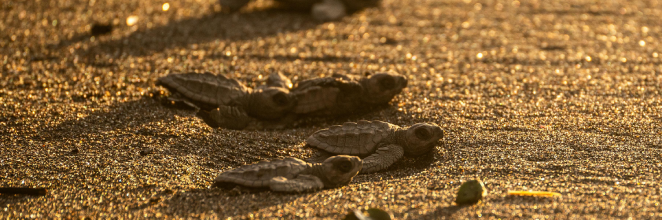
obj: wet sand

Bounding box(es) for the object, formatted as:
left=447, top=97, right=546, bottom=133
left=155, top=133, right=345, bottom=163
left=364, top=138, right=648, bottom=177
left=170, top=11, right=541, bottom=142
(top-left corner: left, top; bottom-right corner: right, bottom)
left=1, top=0, right=661, bottom=219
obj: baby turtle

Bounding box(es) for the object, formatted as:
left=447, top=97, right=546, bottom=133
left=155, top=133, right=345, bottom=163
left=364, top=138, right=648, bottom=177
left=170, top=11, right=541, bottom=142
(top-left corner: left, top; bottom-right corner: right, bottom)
left=455, top=179, right=487, bottom=205
left=218, top=0, right=381, bottom=21
left=157, top=72, right=297, bottom=128
left=214, top=155, right=362, bottom=193
left=291, top=72, right=407, bottom=117
left=306, top=120, right=444, bottom=173
left=194, top=72, right=407, bottom=130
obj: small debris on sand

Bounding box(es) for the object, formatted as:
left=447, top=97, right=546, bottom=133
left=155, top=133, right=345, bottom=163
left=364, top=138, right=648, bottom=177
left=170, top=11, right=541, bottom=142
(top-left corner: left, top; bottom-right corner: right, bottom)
left=507, top=191, right=562, bottom=197
left=0, top=188, right=48, bottom=196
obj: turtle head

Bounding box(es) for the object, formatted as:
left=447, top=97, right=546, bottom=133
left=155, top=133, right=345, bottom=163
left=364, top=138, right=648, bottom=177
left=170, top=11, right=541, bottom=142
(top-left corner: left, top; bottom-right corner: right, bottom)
left=246, top=87, right=296, bottom=120
left=320, top=155, right=362, bottom=187
left=403, top=123, right=444, bottom=156
left=360, top=72, right=408, bottom=104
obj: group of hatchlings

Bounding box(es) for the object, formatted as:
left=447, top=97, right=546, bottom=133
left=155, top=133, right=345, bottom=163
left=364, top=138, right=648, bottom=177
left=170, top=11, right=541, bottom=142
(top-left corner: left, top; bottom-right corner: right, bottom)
left=155, top=0, right=442, bottom=195
left=157, top=70, right=445, bottom=193
left=151, top=0, right=494, bottom=208
left=153, top=0, right=447, bottom=195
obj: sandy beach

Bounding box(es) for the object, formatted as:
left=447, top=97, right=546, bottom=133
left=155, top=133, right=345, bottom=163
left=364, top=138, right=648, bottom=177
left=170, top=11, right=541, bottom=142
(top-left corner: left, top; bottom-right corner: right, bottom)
left=1, top=0, right=661, bottom=218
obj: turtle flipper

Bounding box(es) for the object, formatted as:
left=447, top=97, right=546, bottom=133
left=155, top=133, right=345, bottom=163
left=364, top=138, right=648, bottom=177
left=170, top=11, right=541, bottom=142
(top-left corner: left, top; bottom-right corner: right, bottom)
left=255, top=71, right=293, bottom=90
left=196, top=105, right=253, bottom=130
left=360, top=144, right=404, bottom=173
left=311, top=0, right=347, bottom=22
left=197, top=105, right=296, bottom=130
left=265, top=72, right=293, bottom=89
left=269, top=175, right=324, bottom=193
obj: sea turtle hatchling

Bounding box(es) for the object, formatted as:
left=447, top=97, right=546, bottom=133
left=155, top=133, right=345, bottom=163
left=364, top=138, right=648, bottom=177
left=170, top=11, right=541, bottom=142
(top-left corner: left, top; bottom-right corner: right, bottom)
left=306, top=120, right=444, bottom=173
left=214, top=155, right=362, bottom=193
left=291, top=72, right=407, bottom=117
left=195, top=72, right=407, bottom=130
left=157, top=72, right=297, bottom=129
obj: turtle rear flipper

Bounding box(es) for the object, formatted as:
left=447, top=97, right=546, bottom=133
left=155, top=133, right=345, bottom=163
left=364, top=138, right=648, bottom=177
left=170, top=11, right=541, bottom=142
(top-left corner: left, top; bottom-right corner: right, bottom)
left=311, top=0, right=347, bottom=22
left=265, top=72, right=293, bottom=90
left=255, top=71, right=293, bottom=90
left=359, top=144, right=404, bottom=174
left=269, top=175, right=324, bottom=193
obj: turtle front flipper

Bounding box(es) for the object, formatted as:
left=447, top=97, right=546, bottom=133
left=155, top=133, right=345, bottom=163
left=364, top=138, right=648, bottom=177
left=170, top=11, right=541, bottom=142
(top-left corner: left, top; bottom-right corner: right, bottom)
left=311, top=0, right=347, bottom=22
left=265, top=72, right=293, bottom=90
left=269, top=175, right=324, bottom=193
left=360, top=144, right=404, bottom=173
left=196, top=105, right=254, bottom=130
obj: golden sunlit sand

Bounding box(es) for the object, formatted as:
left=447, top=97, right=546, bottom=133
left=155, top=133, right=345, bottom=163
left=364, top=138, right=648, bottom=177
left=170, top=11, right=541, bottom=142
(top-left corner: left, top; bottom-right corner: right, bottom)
left=1, top=0, right=661, bottom=219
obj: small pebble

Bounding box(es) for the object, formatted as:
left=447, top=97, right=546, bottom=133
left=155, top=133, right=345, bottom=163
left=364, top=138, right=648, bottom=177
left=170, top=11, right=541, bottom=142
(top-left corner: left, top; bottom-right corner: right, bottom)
left=139, top=148, right=153, bottom=156
left=455, top=179, right=487, bottom=205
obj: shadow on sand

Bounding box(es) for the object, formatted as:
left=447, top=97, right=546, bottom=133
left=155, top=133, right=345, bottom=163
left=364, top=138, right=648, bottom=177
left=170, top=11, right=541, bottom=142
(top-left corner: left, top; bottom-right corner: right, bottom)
left=39, top=92, right=409, bottom=161
left=60, top=6, right=323, bottom=59
left=419, top=205, right=464, bottom=219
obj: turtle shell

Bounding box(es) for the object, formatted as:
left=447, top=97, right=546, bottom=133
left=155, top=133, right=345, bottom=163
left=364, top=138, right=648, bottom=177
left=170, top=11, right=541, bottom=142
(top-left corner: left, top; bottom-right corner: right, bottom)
left=292, top=86, right=340, bottom=114
left=214, top=158, right=310, bottom=187
left=157, top=72, right=250, bottom=110
left=291, top=75, right=363, bottom=116
left=306, top=120, right=397, bottom=157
